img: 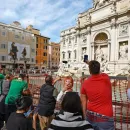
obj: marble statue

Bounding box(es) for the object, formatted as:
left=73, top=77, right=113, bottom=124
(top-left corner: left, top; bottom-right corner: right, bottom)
left=86, top=13, right=91, bottom=23
left=95, top=46, right=103, bottom=62
left=83, top=48, right=86, bottom=54
left=76, top=18, right=80, bottom=28
left=119, top=43, right=128, bottom=60
left=119, top=24, right=128, bottom=36
left=114, top=62, right=130, bottom=76
left=93, top=0, right=111, bottom=8
left=82, top=34, right=87, bottom=43
left=101, top=54, right=110, bottom=73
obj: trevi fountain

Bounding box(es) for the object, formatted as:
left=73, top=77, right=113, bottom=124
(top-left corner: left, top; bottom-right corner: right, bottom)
left=57, top=0, right=130, bottom=78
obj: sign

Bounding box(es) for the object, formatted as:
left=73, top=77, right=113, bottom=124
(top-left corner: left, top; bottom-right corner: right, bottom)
left=8, top=42, right=30, bottom=61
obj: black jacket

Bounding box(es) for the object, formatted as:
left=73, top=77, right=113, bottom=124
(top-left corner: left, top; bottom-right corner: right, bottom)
left=7, top=112, right=34, bottom=130
left=38, top=83, right=56, bottom=116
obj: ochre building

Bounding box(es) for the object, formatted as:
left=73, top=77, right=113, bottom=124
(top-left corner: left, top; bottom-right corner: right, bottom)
left=27, top=25, right=50, bottom=68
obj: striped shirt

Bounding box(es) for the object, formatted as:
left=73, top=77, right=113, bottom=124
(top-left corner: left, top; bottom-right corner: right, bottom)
left=49, top=111, right=93, bottom=130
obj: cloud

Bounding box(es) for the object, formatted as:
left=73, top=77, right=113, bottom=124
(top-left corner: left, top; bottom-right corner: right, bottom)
left=0, top=0, right=92, bottom=42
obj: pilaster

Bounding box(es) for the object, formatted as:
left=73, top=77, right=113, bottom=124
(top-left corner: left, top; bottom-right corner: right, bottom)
left=110, top=18, right=117, bottom=61
left=86, top=26, right=91, bottom=60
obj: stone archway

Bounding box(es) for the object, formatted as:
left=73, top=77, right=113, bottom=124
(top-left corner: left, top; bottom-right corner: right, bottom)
left=93, top=32, right=110, bottom=62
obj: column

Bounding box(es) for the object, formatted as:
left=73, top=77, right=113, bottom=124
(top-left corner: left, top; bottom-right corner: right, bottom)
left=108, top=41, right=111, bottom=61
left=76, top=30, right=81, bottom=62
left=110, top=18, right=116, bottom=61
left=72, top=36, right=75, bottom=61
left=128, top=19, right=130, bottom=61
left=91, top=44, right=94, bottom=60
left=87, top=26, right=91, bottom=60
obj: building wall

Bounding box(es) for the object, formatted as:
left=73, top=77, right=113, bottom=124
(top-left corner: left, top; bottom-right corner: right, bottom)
left=0, top=22, right=36, bottom=68
left=60, top=0, right=130, bottom=71
left=35, top=35, right=49, bottom=68
left=50, top=42, right=60, bottom=68
left=26, top=25, right=50, bottom=69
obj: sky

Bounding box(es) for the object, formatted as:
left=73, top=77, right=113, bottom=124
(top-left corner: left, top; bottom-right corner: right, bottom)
left=0, top=0, right=93, bottom=42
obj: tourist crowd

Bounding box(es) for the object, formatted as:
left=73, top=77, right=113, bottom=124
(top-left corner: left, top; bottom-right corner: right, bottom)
left=1, top=60, right=128, bottom=130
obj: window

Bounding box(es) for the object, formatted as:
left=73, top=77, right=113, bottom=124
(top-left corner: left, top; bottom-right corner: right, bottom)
left=31, top=58, right=34, bottom=62
left=74, top=50, right=77, bottom=59
left=43, top=60, right=47, bottom=64
left=2, top=31, right=6, bottom=36
left=68, top=52, right=71, bottom=59
left=36, top=51, right=37, bottom=55
left=44, top=46, right=47, bottom=49
left=31, top=49, right=35, bottom=53
left=1, top=56, right=6, bottom=61
left=44, top=39, right=46, bottom=43
left=36, top=60, right=38, bottom=63
left=22, top=36, right=24, bottom=40
left=15, top=35, right=20, bottom=39
left=36, top=44, right=38, bottom=48
left=1, top=44, right=6, bottom=49
left=63, top=53, right=65, bottom=59
left=32, top=37, right=35, bottom=42
left=43, top=52, right=47, bottom=56
left=75, top=36, right=77, bottom=43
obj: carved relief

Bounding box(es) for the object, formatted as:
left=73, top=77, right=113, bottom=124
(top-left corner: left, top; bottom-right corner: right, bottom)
left=119, top=24, right=128, bottom=36
left=81, top=33, right=87, bottom=43
left=111, top=2, right=116, bottom=13
left=93, top=0, right=112, bottom=9
left=85, top=13, right=91, bottom=24
left=119, top=42, right=128, bottom=60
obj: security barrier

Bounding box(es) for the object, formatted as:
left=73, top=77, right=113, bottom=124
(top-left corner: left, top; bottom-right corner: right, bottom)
left=28, top=76, right=130, bottom=130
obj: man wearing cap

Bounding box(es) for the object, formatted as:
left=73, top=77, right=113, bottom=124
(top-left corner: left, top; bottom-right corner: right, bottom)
left=5, top=74, right=28, bottom=122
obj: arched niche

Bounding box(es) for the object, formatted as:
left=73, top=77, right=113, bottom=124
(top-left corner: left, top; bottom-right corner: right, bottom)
left=92, top=32, right=110, bottom=62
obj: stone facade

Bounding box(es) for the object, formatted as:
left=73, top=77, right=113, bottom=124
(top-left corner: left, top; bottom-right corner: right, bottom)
left=60, top=0, right=130, bottom=73
left=48, top=42, right=60, bottom=69
left=0, top=21, right=36, bottom=69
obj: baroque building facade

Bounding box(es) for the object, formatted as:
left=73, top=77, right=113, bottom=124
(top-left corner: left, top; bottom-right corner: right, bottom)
left=60, top=0, right=130, bottom=72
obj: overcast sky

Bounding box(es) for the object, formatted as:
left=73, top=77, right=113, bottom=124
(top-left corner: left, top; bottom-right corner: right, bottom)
left=0, top=0, right=92, bottom=42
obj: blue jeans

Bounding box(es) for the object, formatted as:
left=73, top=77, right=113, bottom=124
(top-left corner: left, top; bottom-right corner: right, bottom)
left=86, top=111, right=115, bottom=130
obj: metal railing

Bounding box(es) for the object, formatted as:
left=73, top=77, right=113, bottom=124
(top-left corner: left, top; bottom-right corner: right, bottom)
left=28, top=75, right=130, bottom=130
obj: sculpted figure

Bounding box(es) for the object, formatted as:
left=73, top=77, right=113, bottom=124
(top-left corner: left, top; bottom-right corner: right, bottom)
left=119, top=43, right=128, bottom=60
left=76, top=18, right=80, bottom=28
left=9, top=42, right=18, bottom=60
left=93, top=0, right=111, bottom=8
left=95, top=46, right=103, bottom=62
